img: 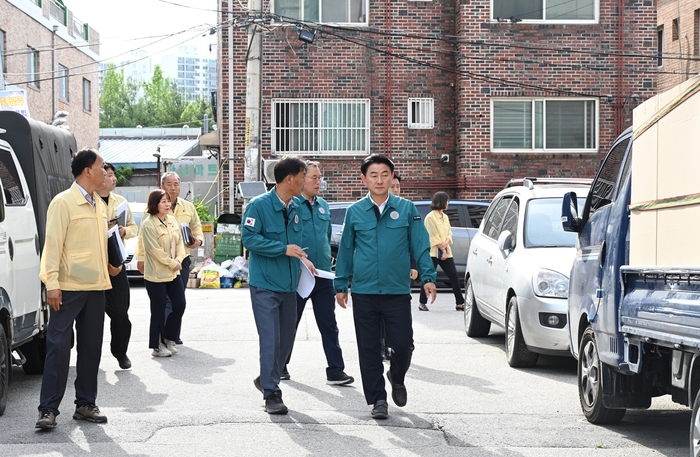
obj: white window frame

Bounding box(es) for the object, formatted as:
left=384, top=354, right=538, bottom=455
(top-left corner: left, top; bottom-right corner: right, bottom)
left=408, top=98, right=434, bottom=129
left=27, top=47, right=39, bottom=88
left=271, top=98, right=370, bottom=155
left=82, top=78, right=91, bottom=112
left=58, top=64, right=68, bottom=101
left=491, top=0, right=599, bottom=24
left=273, top=0, right=368, bottom=26
left=491, top=97, right=598, bottom=153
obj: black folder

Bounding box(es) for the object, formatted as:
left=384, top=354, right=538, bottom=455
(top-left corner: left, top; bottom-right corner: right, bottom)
left=181, top=223, right=194, bottom=246
left=108, top=231, right=125, bottom=267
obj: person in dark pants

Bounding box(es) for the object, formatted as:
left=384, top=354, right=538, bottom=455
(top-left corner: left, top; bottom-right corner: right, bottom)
left=97, top=163, right=138, bottom=369
left=418, top=191, right=465, bottom=311
left=283, top=161, right=354, bottom=386
left=36, top=148, right=111, bottom=430
left=335, top=154, right=437, bottom=420
left=140, top=189, right=187, bottom=357
left=242, top=156, right=315, bottom=415
left=137, top=171, right=203, bottom=345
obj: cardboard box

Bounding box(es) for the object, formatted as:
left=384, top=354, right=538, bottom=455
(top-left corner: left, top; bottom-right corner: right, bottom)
left=187, top=278, right=200, bottom=289
left=630, top=74, right=700, bottom=266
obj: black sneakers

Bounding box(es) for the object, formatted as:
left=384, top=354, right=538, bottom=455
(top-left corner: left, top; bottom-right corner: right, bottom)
left=265, top=392, right=288, bottom=415
left=281, top=365, right=290, bottom=380
left=73, top=404, right=108, bottom=423
left=326, top=371, right=354, bottom=386
left=35, top=411, right=56, bottom=430
left=371, top=400, right=388, bottom=419
left=386, top=371, right=407, bottom=407
left=253, top=376, right=264, bottom=394
left=117, top=355, right=131, bottom=370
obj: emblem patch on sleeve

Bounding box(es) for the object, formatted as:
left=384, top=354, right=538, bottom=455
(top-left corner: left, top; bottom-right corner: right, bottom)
left=413, top=216, right=421, bottom=220
left=244, top=217, right=256, bottom=227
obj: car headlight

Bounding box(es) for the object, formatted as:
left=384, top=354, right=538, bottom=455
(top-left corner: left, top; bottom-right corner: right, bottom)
left=533, top=269, right=569, bottom=298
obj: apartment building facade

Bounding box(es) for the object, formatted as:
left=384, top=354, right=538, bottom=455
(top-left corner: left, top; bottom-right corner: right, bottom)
left=216, top=0, right=658, bottom=213
left=0, top=0, right=100, bottom=148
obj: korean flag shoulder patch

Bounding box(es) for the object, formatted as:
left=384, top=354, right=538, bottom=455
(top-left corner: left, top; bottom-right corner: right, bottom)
left=244, top=217, right=256, bottom=227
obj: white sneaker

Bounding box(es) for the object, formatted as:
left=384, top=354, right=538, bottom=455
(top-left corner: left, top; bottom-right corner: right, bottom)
left=152, top=344, right=172, bottom=357
left=165, top=339, right=178, bottom=354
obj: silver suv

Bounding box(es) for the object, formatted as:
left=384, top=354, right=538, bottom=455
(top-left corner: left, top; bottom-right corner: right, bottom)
left=329, top=199, right=489, bottom=287
left=463, top=178, right=590, bottom=368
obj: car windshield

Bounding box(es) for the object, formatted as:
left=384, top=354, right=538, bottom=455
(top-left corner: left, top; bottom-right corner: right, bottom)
left=524, top=197, right=585, bottom=248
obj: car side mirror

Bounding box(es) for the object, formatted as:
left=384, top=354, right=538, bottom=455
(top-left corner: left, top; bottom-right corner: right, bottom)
left=497, top=230, right=514, bottom=255
left=561, top=192, right=581, bottom=233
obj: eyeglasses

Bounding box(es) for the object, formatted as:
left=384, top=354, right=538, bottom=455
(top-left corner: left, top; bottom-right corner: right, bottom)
left=305, top=176, right=324, bottom=182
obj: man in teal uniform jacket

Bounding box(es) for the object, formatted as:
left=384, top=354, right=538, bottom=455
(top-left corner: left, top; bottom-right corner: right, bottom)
left=242, top=156, right=314, bottom=415
left=335, top=154, right=437, bottom=420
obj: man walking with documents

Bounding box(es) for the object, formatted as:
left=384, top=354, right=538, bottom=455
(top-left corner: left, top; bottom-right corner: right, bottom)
left=36, top=148, right=111, bottom=430
left=283, top=161, right=354, bottom=386
left=242, top=156, right=313, bottom=415
left=97, top=163, right=138, bottom=370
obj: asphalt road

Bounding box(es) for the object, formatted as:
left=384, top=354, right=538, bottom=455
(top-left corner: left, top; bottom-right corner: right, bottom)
left=0, top=283, right=691, bottom=456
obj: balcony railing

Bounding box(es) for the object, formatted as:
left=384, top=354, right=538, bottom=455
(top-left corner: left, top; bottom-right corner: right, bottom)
left=73, top=16, right=89, bottom=40
left=49, top=0, right=67, bottom=26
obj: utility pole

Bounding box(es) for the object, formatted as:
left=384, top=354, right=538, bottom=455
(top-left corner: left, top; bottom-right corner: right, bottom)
left=244, top=0, right=263, bottom=184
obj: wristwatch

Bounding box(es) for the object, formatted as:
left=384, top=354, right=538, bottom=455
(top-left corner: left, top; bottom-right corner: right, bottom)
left=199, top=239, right=204, bottom=247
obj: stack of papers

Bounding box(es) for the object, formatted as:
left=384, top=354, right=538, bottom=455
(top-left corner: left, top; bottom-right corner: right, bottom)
left=297, top=262, right=335, bottom=298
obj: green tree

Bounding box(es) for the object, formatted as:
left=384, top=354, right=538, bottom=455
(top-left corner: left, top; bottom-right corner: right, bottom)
left=99, top=64, right=143, bottom=128
left=115, top=165, right=134, bottom=186
left=193, top=196, right=216, bottom=222
left=99, top=64, right=214, bottom=129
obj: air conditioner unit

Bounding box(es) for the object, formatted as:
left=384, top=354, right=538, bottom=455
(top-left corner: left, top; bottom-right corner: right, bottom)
left=263, top=159, right=278, bottom=183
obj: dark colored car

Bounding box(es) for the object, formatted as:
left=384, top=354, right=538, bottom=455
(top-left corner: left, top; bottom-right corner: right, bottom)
left=329, top=199, right=489, bottom=287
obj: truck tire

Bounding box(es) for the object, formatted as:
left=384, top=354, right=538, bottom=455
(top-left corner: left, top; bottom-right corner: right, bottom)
left=464, top=278, right=491, bottom=337
left=0, top=324, right=8, bottom=416
left=691, top=389, right=700, bottom=457
left=506, top=296, right=539, bottom=368
left=19, top=336, right=46, bottom=375
left=578, top=326, right=625, bottom=424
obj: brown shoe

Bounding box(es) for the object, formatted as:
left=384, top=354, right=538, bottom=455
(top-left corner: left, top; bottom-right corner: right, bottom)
left=35, top=410, right=56, bottom=429
left=73, top=404, right=108, bottom=423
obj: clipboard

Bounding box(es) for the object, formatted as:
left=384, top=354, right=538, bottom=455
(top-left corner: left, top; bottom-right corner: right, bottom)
left=115, top=199, right=128, bottom=228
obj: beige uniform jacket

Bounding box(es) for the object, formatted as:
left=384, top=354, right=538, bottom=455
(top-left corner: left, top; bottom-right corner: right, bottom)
left=139, top=213, right=186, bottom=283
left=103, top=192, right=138, bottom=240
left=424, top=210, right=454, bottom=258
left=171, top=197, right=203, bottom=256
left=39, top=183, right=111, bottom=291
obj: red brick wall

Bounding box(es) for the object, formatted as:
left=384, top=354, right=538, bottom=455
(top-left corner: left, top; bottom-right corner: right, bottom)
left=217, top=0, right=657, bottom=213
left=0, top=1, right=100, bottom=149
left=657, top=0, right=700, bottom=92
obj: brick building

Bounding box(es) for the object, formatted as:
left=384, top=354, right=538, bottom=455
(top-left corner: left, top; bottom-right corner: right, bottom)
left=216, top=0, right=658, bottom=214
left=656, top=0, right=700, bottom=93
left=0, top=0, right=100, bottom=149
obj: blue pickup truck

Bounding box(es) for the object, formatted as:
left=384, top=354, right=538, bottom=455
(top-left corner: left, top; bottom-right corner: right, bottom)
left=562, top=125, right=700, bottom=453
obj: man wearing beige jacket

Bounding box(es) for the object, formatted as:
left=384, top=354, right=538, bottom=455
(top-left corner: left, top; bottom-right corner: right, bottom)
left=36, top=148, right=112, bottom=430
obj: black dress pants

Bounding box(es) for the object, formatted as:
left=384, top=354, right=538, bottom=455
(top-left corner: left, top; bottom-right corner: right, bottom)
left=105, top=267, right=131, bottom=358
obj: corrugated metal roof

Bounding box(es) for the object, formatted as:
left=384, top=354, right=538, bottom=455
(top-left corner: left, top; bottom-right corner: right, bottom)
left=98, top=138, right=200, bottom=169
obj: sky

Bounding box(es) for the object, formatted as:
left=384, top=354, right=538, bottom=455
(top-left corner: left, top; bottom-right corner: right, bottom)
left=64, top=0, right=218, bottom=63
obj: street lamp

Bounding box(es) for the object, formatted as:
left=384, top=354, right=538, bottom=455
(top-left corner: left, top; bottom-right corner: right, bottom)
left=153, top=148, right=161, bottom=186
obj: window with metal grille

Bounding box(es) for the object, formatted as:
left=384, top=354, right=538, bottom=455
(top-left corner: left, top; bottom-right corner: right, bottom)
left=408, top=98, right=434, bottom=129
left=658, top=27, right=664, bottom=67
left=274, top=0, right=367, bottom=25
left=272, top=99, right=370, bottom=155
left=27, top=47, right=39, bottom=88
left=492, top=98, right=597, bottom=152
left=492, top=0, right=596, bottom=22
left=58, top=65, right=68, bottom=101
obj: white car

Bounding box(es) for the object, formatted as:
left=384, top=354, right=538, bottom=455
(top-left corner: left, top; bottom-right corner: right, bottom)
left=124, top=202, right=147, bottom=281
left=463, top=178, right=590, bottom=368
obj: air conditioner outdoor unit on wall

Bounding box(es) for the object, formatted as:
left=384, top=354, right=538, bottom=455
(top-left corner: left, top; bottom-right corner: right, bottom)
left=263, top=159, right=278, bottom=183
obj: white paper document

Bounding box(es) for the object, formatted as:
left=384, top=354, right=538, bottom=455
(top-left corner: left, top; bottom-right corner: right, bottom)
left=115, top=199, right=129, bottom=227
left=297, top=264, right=335, bottom=298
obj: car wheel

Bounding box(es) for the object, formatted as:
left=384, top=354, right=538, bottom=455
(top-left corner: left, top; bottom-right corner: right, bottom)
left=464, top=278, right=491, bottom=337
left=19, top=336, right=46, bottom=375
left=0, top=324, right=8, bottom=416
left=578, top=326, right=625, bottom=424
left=505, top=296, right=539, bottom=368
